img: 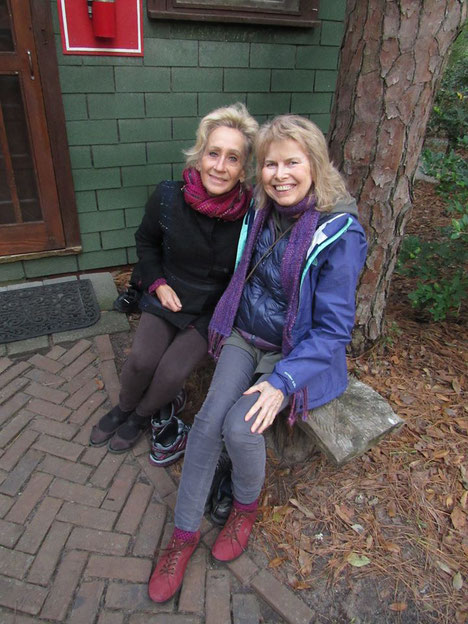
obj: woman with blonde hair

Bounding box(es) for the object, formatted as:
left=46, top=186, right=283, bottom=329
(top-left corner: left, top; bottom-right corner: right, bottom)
left=148, top=114, right=367, bottom=602
left=89, top=102, right=258, bottom=456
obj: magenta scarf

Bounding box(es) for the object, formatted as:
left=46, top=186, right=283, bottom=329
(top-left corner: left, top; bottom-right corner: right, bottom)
left=182, top=168, right=251, bottom=222
left=208, top=195, right=319, bottom=425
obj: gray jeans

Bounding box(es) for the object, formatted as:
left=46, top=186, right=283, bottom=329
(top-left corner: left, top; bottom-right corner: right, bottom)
left=174, top=343, right=288, bottom=532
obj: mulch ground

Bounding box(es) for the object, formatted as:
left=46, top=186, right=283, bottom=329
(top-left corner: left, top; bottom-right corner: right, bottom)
left=112, top=179, right=467, bottom=623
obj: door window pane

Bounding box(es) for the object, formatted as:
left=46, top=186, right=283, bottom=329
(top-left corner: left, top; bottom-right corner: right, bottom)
left=0, top=0, right=14, bottom=52
left=0, top=74, right=41, bottom=225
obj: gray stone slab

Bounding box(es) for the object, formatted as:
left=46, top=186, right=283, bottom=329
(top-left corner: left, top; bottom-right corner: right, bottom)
left=82, top=273, right=118, bottom=311
left=43, top=276, right=78, bottom=285
left=6, top=336, right=49, bottom=356
left=52, top=311, right=129, bottom=344
left=299, top=376, right=404, bottom=466
left=233, top=593, right=261, bottom=624
left=6, top=281, right=43, bottom=291
left=0, top=344, right=6, bottom=356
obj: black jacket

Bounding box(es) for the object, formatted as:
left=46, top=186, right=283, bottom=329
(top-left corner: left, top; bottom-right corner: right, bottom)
left=135, top=181, right=243, bottom=338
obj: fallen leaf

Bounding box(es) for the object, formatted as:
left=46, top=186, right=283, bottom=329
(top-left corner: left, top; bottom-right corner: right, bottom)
left=346, top=553, right=371, bottom=567
left=436, top=560, right=453, bottom=574
left=461, top=491, right=467, bottom=510
left=432, top=449, right=450, bottom=460
left=289, top=498, right=314, bottom=519
left=451, top=507, right=466, bottom=530
left=435, top=393, right=450, bottom=402
left=299, top=549, right=313, bottom=576
left=452, top=378, right=462, bottom=394
left=268, top=557, right=285, bottom=569
left=95, top=379, right=104, bottom=390
left=382, top=540, right=400, bottom=554
left=387, top=500, right=397, bottom=517
left=389, top=602, right=407, bottom=612
left=453, top=571, right=463, bottom=590
left=334, top=503, right=354, bottom=525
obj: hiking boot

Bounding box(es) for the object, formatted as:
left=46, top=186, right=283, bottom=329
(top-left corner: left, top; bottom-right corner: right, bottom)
left=204, top=449, right=233, bottom=525
left=210, top=472, right=233, bottom=526
left=211, top=506, right=257, bottom=562
left=151, top=388, right=187, bottom=438
left=89, top=405, right=133, bottom=447
left=108, top=411, right=149, bottom=453
left=149, top=417, right=190, bottom=467
left=148, top=531, right=200, bottom=603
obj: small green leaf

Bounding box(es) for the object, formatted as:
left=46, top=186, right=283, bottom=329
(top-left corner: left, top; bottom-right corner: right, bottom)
left=346, top=553, right=371, bottom=567
left=453, top=571, right=463, bottom=590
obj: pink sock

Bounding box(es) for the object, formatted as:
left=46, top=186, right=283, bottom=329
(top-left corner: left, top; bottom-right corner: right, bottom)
left=233, top=498, right=258, bottom=513
left=173, top=527, right=197, bottom=542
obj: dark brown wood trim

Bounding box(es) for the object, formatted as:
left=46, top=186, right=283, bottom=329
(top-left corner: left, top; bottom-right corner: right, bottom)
left=147, top=0, right=319, bottom=27
left=0, top=246, right=82, bottom=264
left=30, top=0, right=81, bottom=250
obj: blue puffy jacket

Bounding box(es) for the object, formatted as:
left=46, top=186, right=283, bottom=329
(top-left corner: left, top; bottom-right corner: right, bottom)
left=234, top=200, right=367, bottom=410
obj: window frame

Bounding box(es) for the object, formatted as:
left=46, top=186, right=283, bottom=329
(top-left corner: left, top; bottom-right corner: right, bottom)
left=147, top=0, right=319, bottom=28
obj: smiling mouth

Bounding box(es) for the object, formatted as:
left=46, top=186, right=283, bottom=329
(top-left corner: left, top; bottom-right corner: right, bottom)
left=274, top=184, right=295, bottom=192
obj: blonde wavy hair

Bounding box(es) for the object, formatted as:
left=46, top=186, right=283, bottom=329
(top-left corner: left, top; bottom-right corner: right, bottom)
left=184, top=102, right=259, bottom=178
left=255, top=115, right=351, bottom=212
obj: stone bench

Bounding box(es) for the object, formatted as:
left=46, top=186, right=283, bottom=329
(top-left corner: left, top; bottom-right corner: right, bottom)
left=267, top=376, right=404, bottom=467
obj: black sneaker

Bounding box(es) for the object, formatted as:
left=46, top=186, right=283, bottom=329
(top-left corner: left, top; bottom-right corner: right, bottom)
left=149, top=417, right=191, bottom=467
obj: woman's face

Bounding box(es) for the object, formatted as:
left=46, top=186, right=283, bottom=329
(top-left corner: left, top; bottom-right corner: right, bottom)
left=261, top=139, right=313, bottom=206
left=198, top=126, right=246, bottom=196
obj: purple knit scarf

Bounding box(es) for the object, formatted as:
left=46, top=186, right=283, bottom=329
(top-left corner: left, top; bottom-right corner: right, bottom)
left=208, top=194, right=319, bottom=425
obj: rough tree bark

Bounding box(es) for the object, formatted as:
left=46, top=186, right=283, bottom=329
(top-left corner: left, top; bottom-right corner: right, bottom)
left=328, top=0, right=466, bottom=353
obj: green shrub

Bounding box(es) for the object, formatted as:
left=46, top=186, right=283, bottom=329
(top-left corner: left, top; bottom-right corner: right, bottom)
left=427, top=24, right=468, bottom=150
left=397, top=140, right=468, bottom=321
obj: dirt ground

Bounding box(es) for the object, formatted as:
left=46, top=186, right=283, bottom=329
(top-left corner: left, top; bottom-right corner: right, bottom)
left=110, top=179, right=467, bottom=624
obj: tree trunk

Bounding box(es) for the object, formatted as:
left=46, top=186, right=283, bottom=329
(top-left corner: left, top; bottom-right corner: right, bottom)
left=328, top=0, right=466, bottom=353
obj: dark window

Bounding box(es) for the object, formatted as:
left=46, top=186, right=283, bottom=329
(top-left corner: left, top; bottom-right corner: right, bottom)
left=147, top=0, right=319, bottom=27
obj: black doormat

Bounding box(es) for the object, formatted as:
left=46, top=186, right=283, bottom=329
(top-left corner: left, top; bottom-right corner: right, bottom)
left=0, top=279, right=100, bottom=343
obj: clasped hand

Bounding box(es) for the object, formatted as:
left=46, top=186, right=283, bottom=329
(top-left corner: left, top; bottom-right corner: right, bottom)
left=244, top=381, right=284, bottom=434
left=155, top=284, right=182, bottom=312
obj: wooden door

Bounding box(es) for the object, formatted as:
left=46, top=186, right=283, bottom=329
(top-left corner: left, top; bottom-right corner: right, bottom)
left=0, top=0, right=66, bottom=256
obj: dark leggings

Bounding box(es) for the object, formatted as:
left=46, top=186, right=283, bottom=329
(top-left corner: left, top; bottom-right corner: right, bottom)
left=118, top=312, right=207, bottom=418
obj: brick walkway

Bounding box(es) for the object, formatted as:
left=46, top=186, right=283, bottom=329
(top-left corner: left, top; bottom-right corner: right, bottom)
left=0, top=335, right=314, bottom=624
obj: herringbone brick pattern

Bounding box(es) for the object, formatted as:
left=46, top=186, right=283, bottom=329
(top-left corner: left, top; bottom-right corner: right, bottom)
left=0, top=335, right=314, bottom=624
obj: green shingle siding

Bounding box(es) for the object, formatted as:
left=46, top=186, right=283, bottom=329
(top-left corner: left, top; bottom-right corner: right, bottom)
left=144, top=39, right=199, bottom=66
left=97, top=187, right=148, bottom=211
left=224, top=69, right=270, bottom=92
left=88, top=94, right=145, bottom=119
left=78, top=249, right=127, bottom=271
left=78, top=210, right=125, bottom=234
left=66, top=120, right=118, bottom=146
left=101, top=228, right=137, bottom=250
left=145, top=93, right=197, bottom=117
left=118, top=118, right=171, bottom=143
left=115, top=67, right=171, bottom=92
left=199, top=42, right=249, bottom=68
left=72, top=168, right=121, bottom=192
left=93, top=144, right=147, bottom=168
left=172, top=68, right=223, bottom=92
left=24, top=256, right=78, bottom=279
